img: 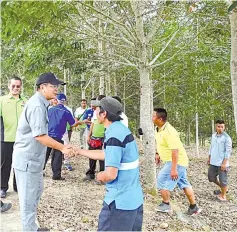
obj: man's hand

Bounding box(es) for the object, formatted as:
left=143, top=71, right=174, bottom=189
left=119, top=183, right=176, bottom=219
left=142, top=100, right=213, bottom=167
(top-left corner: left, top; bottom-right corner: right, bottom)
left=170, top=168, right=178, bottom=181
left=61, top=145, right=76, bottom=158
left=97, top=171, right=105, bottom=183
left=221, top=162, right=227, bottom=171
left=155, top=153, right=160, bottom=165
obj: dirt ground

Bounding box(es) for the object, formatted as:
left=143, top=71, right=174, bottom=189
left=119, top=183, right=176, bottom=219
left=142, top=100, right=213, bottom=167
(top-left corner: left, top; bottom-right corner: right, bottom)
left=38, top=132, right=237, bottom=231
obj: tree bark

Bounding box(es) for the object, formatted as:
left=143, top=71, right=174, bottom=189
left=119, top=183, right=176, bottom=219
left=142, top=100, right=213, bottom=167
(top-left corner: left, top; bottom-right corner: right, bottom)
left=131, top=0, right=156, bottom=190
left=230, top=8, right=237, bottom=136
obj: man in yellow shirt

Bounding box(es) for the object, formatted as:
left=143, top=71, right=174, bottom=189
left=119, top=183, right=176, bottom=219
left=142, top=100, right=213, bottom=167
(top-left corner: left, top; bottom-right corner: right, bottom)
left=153, top=108, right=200, bottom=215
left=0, top=76, right=27, bottom=198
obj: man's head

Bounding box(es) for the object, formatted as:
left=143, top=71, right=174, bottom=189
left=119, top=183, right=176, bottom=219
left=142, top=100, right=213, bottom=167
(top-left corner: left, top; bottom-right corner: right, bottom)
left=36, top=72, right=65, bottom=100
left=8, top=76, right=22, bottom=96
left=216, top=120, right=225, bottom=134
left=57, top=93, right=67, bottom=105
left=152, top=108, right=167, bottom=128
left=81, top=99, right=87, bottom=109
left=90, top=97, right=98, bottom=110
left=96, top=97, right=122, bottom=125
left=50, top=98, right=58, bottom=106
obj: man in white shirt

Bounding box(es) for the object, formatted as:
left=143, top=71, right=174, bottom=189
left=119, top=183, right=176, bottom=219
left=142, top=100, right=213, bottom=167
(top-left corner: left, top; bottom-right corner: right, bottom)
left=74, top=99, right=88, bottom=148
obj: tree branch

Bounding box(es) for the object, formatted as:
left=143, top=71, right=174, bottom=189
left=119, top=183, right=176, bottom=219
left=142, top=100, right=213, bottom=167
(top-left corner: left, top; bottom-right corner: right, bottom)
left=149, top=29, right=179, bottom=66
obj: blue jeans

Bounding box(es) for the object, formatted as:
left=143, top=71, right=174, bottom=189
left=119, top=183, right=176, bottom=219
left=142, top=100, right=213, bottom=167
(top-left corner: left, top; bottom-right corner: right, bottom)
left=157, top=162, right=191, bottom=191
left=98, top=201, right=143, bottom=231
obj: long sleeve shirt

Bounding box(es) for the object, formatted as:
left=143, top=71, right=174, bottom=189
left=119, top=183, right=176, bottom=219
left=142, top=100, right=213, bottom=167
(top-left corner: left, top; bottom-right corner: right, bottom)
left=209, top=132, right=232, bottom=167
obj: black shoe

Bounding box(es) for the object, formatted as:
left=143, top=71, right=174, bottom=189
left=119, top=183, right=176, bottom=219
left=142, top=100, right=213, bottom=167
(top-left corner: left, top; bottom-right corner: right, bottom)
left=83, top=175, right=95, bottom=181
left=52, top=176, right=65, bottom=180
left=37, top=228, right=50, bottom=231
left=1, top=202, right=12, bottom=212
left=0, top=190, right=6, bottom=198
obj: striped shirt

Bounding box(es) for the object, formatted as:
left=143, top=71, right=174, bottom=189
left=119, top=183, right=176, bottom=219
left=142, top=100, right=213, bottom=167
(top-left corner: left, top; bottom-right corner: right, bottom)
left=104, top=121, right=143, bottom=210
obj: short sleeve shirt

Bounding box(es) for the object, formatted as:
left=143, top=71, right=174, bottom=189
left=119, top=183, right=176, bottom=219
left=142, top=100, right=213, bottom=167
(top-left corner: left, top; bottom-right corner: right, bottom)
left=155, top=122, right=189, bottom=167
left=0, top=94, right=27, bottom=142
left=83, top=108, right=94, bottom=129
left=103, top=121, right=143, bottom=210
left=12, top=92, right=50, bottom=173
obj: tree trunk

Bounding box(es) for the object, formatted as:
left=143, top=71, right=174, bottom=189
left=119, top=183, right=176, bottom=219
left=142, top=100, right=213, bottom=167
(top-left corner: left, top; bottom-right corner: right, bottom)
left=139, top=66, right=156, bottom=190
left=230, top=8, right=237, bottom=136
left=81, top=73, right=85, bottom=99
left=64, top=68, right=67, bottom=95
left=113, top=75, right=117, bottom=96
left=131, top=0, right=156, bottom=191
left=98, top=19, right=104, bottom=95
left=195, top=112, right=199, bottom=156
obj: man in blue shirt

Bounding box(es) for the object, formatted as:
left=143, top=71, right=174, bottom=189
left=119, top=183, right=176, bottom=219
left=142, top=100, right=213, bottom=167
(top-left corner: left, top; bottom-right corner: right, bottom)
left=71, top=97, right=144, bottom=231
left=44, top=93, right=81, bottom=180
left=208, top=120, right=232, bottom=201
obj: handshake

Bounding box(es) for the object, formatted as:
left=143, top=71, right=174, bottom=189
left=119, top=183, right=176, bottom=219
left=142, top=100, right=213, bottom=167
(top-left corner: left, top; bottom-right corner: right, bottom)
left=61, top=145, right=81, bottom=158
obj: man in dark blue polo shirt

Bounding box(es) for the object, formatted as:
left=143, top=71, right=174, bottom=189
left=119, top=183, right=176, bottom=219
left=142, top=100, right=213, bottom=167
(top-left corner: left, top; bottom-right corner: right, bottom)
left=44, top=93, right=81, bottom=180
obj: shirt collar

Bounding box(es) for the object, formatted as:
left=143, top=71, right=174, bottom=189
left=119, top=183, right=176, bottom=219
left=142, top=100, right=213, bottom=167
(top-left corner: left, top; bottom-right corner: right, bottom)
left=157, top=122, right=168, bottom=132
left=7, top=93, right=23, bottom=100
left=35, top=92, right=50, bottom=108
left=215, top=132, right=224, bottom=137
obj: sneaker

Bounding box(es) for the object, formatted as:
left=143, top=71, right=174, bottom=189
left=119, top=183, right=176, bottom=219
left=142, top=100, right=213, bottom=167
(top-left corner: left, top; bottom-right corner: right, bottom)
left=83, top=175, right=95, bottom=182
left=214, top=190, right=229, bottom=195
left=0, top=190, right=6, bottom=198
left=1, top=202, right=12, bottom=212
left=64, top=164, right=73, bottom=171
left=187, top=205, right=201, bottom=216
left=156, top=202, right=172, bottom=213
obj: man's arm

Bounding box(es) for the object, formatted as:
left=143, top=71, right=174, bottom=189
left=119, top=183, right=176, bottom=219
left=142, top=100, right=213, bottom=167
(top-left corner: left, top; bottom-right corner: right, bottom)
left=208, top=135, right=213, bottom=164
left=75, top=148, right=105, bottom=160
left=87, top=123, right=93, bottom=143
left=171, top=149, right=179, bottom=180
left=221, top=137, right=232, bottom=171
left=97, top=167, right=118, bottom=183
left=35, top=135, right=73, bottom=156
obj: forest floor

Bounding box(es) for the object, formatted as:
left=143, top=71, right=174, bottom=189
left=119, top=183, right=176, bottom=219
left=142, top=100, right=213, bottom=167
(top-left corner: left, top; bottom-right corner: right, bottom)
left=38, top=132, right=237, bottom=231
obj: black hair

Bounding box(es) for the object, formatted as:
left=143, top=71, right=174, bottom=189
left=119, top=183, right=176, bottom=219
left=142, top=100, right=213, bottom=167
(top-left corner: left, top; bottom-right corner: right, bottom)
left=91, top=97, right=96, bottom=101
left=81, top=99, right=87, bottom=103
left=97, top=95, right=106, bottom=101
left=112, top=96, right=122, bottom=103
left=216, top=119, right=225, bottom=124
left=9, top=75, right=22, bottom=84
left=99, top=106, right=122, bottom=122
left=154, top=108, right=167, bottom=121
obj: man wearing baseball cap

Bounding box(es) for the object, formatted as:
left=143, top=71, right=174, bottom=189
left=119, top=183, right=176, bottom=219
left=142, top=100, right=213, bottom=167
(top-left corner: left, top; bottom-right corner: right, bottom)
left=12, top=72, right=75, bottom=231
left=72, top=97, right=144, bottom=231
left=44, top=93, right=81, bottom=180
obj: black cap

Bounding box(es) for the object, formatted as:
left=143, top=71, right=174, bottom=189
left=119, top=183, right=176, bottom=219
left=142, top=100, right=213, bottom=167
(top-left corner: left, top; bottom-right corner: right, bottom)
left=98, top=97, right=122, bottom=115
left=36, top=72, right=66, bottom=86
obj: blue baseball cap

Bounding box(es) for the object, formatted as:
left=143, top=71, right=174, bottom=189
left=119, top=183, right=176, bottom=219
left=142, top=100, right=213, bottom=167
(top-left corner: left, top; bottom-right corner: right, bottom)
left=57, top=93, right=67, bottom=101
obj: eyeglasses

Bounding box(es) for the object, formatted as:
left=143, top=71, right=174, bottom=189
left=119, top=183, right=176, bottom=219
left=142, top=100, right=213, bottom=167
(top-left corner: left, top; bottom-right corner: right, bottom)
left=43, top=83, right=59, bottom=89
left=12, top=85, right=21, bottom=89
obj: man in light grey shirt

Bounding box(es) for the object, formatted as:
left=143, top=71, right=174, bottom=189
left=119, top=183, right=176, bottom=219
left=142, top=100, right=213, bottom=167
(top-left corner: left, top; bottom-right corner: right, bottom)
left=12, top=72, right=74, bottom=232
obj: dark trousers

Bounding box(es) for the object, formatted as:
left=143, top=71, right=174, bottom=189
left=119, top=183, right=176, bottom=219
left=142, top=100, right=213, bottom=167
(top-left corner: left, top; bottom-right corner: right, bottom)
left=98, top=201, right=143, bottom=231
left=1, top=142, right=17, bottom=191
left=44, top=138, right=64, bottom=178
left=86, top=145, right=104, bottom=178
